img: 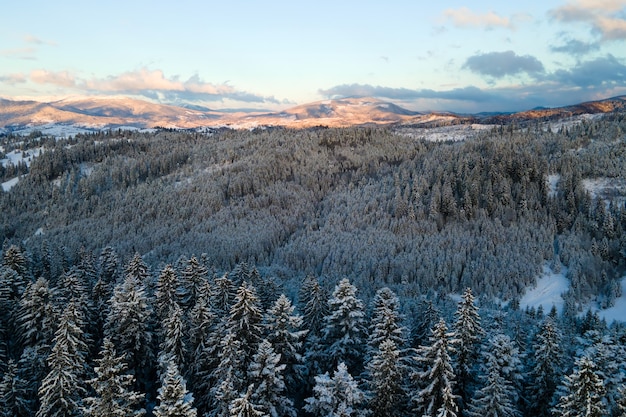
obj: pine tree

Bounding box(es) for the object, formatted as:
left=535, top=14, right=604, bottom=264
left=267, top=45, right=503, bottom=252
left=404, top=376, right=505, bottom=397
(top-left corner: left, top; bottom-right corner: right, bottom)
left=322, top=278, right=367, bottom=374
left=554, top=356, right=607, bottom=417
left=453, top=287, right=484, bottom=407
left=264, top=294, right=307, bottom=396
left=411, top=318, right=459, bottom=417
left=153, top=358, right=197, bottom=417
left=37, top=302, right=89, bottom=417
left=527, top=316, right=563, bottom=417
left=304, top=362, right=367, bottom=417
left=248, top=339, right=295, bottom=417
left=229, top=385, right=266, bottom=417
left=367, top=339, right=408, bottom=417
left=82, top=338, right=145, bottom=417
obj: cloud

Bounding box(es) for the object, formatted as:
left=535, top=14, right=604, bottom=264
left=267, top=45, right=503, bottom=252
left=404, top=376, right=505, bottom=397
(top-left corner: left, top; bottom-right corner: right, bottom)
left=320, top=54, right=626, bottom=112
left=0, top=47, right=37, bottom=59
left=550, top=0, right=626, bottom=40
left=13, top=68, right=277, bottom=104
left=550, top=39, right=600, bottom=55
left=443, top=7, right=527, bottom=30
left=0, top=73, right=27, bottom=84
left=463, top=51, right=545, bottom=78
left=550, top=54, right=626, bottom=87
left=319, top=84, right=497, bottom=103
left=23, top=35, right=56, bottom=46
left=31, top=69, right=77, bottom=87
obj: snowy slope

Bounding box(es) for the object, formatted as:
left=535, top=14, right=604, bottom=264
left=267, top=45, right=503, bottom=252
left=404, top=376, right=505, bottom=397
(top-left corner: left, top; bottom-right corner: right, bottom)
left=520, top=264, right=569, bottom=313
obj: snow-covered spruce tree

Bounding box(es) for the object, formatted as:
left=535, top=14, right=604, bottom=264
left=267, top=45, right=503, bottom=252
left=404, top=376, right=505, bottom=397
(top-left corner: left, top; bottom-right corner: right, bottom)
left=229, top=385, right=266, bottom=417
left=155, top=264, right=180, bottom=322
left=153, top=357, right=197, bottom=417
left=453, top=287, right=484, bottom=408
left=467, top=347, right=520, bottom=417
left=526, top=316, right=564, bottom=417
left=185, top=280, right=217, bottom=404
left=321, top=278, right=367, bottom=374
left=158, top=302, right=186, bottom=374
left=617, top=385, right=626, bottom=417
left=2, top=244, right=30, bottom=285
left=212, top=273, right=237, bottom=317
left=367, top=338, right=409, bottom=417
left=104, top=255, right=154, bottom=395
left=484, top=334, right=524, bottom=407
left=264, top=294, right=307, bottom=396
left=367, top=287, right=407, bottom=356
left=0, top=359, right=31, bottom=417
left=248, top=339, right=295, bottom=417
left=209, top=331, right=246, bottom=417
left=299, top=275, right=329, bottom=339
left=82, top=338, right=145, bottom=417
left=228, top=281, right=264, bottom=365
left=14, top=344, right=49, bottom=416
left=178, top=256, right=208, bottom=311
left=412, top=298, right=440, bottom=347
left=304, top=362, right=367, bottom=417
left=16, top=277, right=56, bottom=350
left=37, top=301, right=89, bottom=417
left=411, top=318, right=459, bottom=417
left=553, top=356, right=607, bottom=417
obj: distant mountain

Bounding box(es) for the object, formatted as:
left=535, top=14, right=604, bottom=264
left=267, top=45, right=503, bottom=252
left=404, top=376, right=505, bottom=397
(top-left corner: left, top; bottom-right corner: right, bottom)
left=1, top=95, right=625, bottom=131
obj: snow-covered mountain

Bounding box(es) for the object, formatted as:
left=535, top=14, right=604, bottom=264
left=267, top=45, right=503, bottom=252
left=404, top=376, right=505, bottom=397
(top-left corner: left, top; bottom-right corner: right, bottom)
left=1, top=95, right=625, bottom=131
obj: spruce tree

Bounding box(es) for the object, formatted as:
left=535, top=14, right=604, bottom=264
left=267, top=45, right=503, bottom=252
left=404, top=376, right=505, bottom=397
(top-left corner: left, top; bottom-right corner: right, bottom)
left=248, top=339, right=295, bottom=417
left=411, top=318, right=459, bottom=417
left=153, top=358, right=197, bottom=417
left=453, top=287, right=484, bottom=408
left=527, top=316, right=563, bottom=417
left=322, top=278, right=367, bottom=374
left=367, top=339, right=408, bottom=417
left=367, top=287, right=406, bottom=356
left=0, top=359, right=30, bottom=417
left=554, top=356, right=607, bottom=417
left=82, top=338, right=145, bottom=417
left=467, top=348, right=520, bottom=417
left=264, top=294, right=307, bottom=396
left=229, top=385, right=266, bottom=417
left=17, top=277, right=56, bottom=349
left=304, top=362, right=367, bottom=417
left=158, top=302, right=186, bottom=371
left=299, top=274, right=329, bottom=338
left=37, top=302, right=89, bottom=417
left=178, top=256, right=208, bottom=310
left=104, top=257, right=154, bottom=395
left=155, top=264, right=180, bottom=322
left=228, top=281, right=264, bottom=366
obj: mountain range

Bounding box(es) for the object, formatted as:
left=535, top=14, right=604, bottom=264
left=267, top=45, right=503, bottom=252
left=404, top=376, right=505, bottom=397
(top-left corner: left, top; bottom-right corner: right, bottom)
left=1, top=95, right=625, bottom=131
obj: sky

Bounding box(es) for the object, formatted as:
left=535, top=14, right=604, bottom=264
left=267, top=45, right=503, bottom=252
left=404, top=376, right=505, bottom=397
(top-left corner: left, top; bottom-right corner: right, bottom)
left=1, top=0, right=625, bottom=113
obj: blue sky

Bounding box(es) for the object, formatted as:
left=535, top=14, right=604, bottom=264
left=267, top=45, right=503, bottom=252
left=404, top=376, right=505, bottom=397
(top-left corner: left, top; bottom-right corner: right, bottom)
left=1, top=0, right=625, bottom=113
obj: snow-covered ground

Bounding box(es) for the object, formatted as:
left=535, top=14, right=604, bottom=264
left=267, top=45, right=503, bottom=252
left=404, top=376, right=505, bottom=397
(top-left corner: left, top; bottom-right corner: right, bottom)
left=520, top=264, right=626, bottom=323
left=520, top=264, right=569, bottom=314
left=1, top=147, right=44, bottom=168
left=547, top=174, right=560, bottom=198
left=1, top=176, right=20, bottom=191
left=588, top=277, right=626, bottom=324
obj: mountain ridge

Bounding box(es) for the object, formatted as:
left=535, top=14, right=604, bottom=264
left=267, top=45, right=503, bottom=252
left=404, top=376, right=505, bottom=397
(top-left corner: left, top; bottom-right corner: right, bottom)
left=1, top=95, right=625, bottom=130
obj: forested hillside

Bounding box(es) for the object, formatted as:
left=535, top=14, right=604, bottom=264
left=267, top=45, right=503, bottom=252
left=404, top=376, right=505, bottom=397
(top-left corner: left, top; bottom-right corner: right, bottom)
left=0, top=113, right=626, bottom=416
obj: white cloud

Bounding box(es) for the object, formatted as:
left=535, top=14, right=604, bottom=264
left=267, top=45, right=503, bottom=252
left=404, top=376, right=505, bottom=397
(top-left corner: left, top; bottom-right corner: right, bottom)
left=551, top=0, right=626, bottom=40
left=443, top=7, right=516, bottom=30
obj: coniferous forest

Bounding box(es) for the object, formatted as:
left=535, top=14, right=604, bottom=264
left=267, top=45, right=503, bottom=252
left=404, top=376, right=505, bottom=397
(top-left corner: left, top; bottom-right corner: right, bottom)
left=1, top=113, right=626, bottom=416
